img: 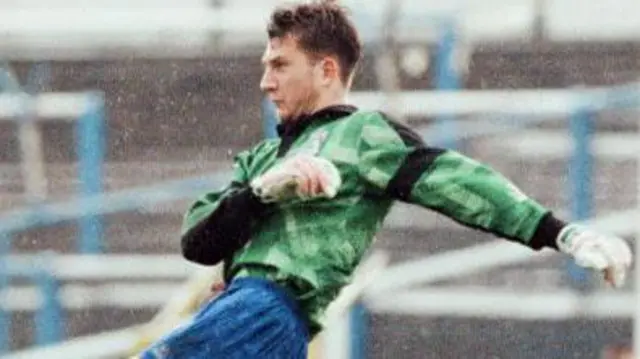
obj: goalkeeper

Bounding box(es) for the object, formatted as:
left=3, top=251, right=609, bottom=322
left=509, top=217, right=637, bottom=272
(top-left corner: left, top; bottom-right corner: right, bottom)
left=137, top=1, right=632, bottom=358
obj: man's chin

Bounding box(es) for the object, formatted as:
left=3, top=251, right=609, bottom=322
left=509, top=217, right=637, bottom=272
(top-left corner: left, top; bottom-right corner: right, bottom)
left=276, top=107, right=312, bottom=123
left=277, top=112, right=292, bottom=123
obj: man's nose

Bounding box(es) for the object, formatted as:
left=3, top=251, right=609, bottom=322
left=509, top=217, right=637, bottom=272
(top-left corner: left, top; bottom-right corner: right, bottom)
left=260, top=71, right=276, bottom=92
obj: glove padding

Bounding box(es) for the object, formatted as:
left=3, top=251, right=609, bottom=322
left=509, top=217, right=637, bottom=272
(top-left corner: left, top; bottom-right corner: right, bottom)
left=250, top=154, right=341, bottom=203
left=557, top=224, right=633, bottom=288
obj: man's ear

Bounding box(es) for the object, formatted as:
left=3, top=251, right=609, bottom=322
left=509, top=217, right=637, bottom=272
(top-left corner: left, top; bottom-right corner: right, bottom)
left=320, top=57, right=340, bottom=85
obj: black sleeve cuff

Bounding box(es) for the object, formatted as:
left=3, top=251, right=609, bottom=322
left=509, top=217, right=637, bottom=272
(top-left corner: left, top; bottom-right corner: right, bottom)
left=528, top=212, right=567, bottom=250
left=225, top=186, right=273, bottom=216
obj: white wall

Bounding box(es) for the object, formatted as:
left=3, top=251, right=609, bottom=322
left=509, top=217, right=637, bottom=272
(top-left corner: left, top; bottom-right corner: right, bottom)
left=0, top=0, right=638, bottom=60
left=545, top=0, right=640, bottom=41
left=0, top=0, right=212, bottom=7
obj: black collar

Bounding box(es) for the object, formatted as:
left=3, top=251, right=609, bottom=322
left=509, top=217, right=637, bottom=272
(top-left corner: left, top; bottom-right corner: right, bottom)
left=276, top=104, right=358, bottom=138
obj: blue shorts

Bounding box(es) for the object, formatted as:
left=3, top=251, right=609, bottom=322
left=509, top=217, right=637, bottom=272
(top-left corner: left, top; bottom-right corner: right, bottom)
left=137, top=277, right=309, bottom=359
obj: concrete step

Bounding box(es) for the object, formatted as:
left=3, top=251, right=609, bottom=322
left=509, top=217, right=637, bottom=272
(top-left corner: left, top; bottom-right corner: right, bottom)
left=369, top=315, right=630, bottom=359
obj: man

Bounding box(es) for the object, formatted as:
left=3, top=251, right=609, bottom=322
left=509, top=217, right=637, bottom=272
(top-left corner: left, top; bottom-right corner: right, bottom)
left=137, top=1, right=633, bottom=358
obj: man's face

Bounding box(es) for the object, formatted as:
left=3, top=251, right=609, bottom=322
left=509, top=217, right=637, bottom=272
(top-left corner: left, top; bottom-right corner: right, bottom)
left=260, top=35, right=322, bottom=122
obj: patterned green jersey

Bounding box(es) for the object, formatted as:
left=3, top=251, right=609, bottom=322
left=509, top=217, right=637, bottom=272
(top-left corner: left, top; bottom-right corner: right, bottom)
left=180, top=105, right=564, bottom=336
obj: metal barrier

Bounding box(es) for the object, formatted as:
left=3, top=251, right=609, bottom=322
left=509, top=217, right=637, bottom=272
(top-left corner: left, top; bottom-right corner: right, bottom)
left=0, top=67, right=106, bottom=352
left=0, top=2, right=638, bottom=357
left=1, top=44, right=639, bottom=357
left=0, top=91, right=105, bottom=253
left=347, top=84, right=640, bottom=359
left=1, top=85, right=638, bottom=356
left=2, top=83, right=640, bottom=355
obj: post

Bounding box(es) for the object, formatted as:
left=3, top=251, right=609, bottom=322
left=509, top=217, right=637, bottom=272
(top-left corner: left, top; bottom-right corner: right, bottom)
left=17, top=108, right=48, bottom=203
left=0, top=66, right=17, bottom=92
left=567, top=108, right=593, bottom=289
left=433, top=20, right=461, bottom=150
left=349, top=302, right=368, bottom=359
left=33, top=265, right=63, bottom=346
left=634, top=102, right=640, bottom=357
left=261, top=97, right=278, bottom=140
left=76, top=93, right=105, bottom=253
left=21, top=62, right=50, bottom=203
left=0, top=232, right=9, bottom=354
left=1, top=63, right=49, bottom=203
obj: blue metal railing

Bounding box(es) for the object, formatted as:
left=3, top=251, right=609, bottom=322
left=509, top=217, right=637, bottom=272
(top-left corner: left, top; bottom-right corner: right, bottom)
left=349, top=302, right=369, bottom=359
left=433, top=21, right=461, bottom=150
left=262, top=97, right=279, bottom=139
left=0, top=63, right=105, bottom=253
left=569, top=109, right=594, bottom=222
left=567, top=108, right=594, bottom=289
left=0, top=65, right=20, bottom=94
left=76, top=93, right=106, bottom=254
left=1, top=63, right=64, bottom=352
left=32, top=260, right=63, bottom=346
left=0, top=233, right=8, bottom=354
left=1, top=76, right=639, bottom=355
left=0, top=172, right=232, bottom=352
left=0, top=63, right=105, bottom=350
left=0, top=89, right=633, bottom=354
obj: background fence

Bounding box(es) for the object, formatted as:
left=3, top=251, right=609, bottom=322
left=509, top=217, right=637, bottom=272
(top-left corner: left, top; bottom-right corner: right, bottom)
left=0, top=1, right=639, bottom=358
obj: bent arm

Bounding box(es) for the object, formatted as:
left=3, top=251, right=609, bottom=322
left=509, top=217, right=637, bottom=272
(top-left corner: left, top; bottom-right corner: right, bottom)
left=181, top=183, right=271, bottom=265
left=180, top=148, right=273, bottom=265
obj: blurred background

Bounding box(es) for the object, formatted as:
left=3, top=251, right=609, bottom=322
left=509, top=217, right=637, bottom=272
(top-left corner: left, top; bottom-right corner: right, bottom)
left=0, top=0, right=639, bottom=358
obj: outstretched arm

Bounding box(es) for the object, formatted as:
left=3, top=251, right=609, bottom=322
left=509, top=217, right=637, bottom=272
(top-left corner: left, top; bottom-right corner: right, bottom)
left=390, top=148, right=563, bottom=250
left=356, top=112, right=632, bottom=286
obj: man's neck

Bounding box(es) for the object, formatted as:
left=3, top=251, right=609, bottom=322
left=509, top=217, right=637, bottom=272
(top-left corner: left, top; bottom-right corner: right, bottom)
left=279, top=95, right=350, bottom=127
left=310, top=92, right=347, bottom=114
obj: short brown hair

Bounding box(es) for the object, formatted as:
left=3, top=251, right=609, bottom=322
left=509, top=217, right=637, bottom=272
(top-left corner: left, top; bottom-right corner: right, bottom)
left=267, top=0, right=362, bottom=84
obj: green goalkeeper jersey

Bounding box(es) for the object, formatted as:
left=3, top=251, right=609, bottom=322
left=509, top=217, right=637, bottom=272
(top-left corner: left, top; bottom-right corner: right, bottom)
left=180, top=105, right=565, bottom=336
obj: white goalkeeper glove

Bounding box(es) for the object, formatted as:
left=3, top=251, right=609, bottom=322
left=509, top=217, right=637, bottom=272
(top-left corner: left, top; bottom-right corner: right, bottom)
left=250, top=154, right=341, bottom=203
left=556, top=224, right=633, bottom=288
